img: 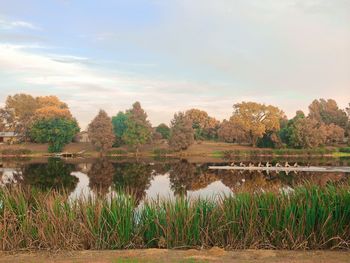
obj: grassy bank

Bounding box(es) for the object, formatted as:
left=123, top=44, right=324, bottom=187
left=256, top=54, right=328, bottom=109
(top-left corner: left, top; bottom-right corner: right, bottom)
left=1, top=185, right=350, bottom=251
left=1, top=142, right=350, bottom=158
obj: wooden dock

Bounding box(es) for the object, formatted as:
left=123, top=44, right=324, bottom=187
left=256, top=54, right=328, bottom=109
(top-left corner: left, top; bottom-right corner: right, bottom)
left=208, top=166, right=350, bottom=173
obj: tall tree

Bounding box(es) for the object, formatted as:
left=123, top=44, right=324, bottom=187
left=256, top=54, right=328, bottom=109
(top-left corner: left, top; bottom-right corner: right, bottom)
left=308, top=99, right=348, bottom=129
left=122, top=102, right=152, bottom=153
left=217, top=119, right=248, bottom=143
left=33, top=106, right=73, bottom=120
left=112, top=111, right=128, bottom=146
left=168, top=112, right=194, bottom=151
left=88, top=110, right=115, bottom=153
left=230, top=102, right=284, bottom=146
left=155, top=123, right=170, bottom=139
left=3, top=94, right=38, bottom=139
left=288, top=117, right=327, bottom=148
left=323, top=124, right=345, bottom=144
left=1, top=94, right=73, bottom=141
left=30, top=118, right=80, bottom=152
left=185, top=109, right=219, bottom=140
left=36, top=95, right=68, bottom=109
left=279, top=110, right=305, bottom=146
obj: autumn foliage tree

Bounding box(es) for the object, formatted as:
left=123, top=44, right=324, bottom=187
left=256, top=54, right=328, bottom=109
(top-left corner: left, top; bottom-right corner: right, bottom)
left=88, top=110, right=115, bottom=153
left=288, top=117, right=326, bottom=148
left=2, top=94, right=38, bottom=139
left=217, top=119, right=248, bottom=143
left=229, top=102, right=284, bottom=146
left=168, top=112, right=194, bottom=151
left=308, top=99, right=348, bottom=129
left=122, top=102, right=152, bottom=153
left=0, top=94, right=74, bottom=141
left=185, top=109, right=219, bottom=140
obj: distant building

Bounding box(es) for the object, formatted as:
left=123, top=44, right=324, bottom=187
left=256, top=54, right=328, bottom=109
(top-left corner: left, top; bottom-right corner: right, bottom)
left=0, top=132, right=19, bottom=144
left=74, top=131, right=90, bottom=143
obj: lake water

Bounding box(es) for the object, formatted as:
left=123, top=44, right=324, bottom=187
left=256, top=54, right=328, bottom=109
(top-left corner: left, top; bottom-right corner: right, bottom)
left=1, top=157, right=350, bottom=204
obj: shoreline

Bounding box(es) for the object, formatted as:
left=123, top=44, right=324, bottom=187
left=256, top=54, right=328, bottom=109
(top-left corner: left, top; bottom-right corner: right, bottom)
left=1, top=249, right=350, bottom=263
left=1, top=141, right=350, bottom=158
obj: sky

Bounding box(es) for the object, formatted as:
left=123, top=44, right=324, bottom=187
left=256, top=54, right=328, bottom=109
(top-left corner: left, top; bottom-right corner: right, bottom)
left=0, top=0, right=349, bottom=129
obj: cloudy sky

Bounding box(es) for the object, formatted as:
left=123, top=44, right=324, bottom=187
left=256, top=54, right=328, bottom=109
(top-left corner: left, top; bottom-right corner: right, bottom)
left=0, top=0, right=349, bottom=128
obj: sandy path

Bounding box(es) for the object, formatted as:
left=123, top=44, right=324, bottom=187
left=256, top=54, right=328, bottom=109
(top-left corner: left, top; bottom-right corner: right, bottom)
left=1, top=248, right=350, bottom=263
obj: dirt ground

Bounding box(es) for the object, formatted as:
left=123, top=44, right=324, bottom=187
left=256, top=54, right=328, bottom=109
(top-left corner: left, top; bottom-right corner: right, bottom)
left=1, top=249, right=350, bottom=263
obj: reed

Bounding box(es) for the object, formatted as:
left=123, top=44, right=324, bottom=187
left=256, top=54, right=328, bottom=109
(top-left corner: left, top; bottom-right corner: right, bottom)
left=0, top=184, right=350, bottom=251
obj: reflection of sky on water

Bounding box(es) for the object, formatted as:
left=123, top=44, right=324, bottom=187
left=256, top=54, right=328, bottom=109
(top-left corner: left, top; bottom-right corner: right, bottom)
left=69, top=171, right=91, bottom=200
left=145, top=174, right=174, bottom=201
left=0, top=168, right=21, bottom=186
left=188, top=181, right=232, bottom=200
left=68, top=171, right=233, bottom=202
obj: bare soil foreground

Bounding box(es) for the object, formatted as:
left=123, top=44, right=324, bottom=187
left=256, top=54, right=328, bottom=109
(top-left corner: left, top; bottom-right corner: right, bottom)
left=1, top=249, right=350, bottom=263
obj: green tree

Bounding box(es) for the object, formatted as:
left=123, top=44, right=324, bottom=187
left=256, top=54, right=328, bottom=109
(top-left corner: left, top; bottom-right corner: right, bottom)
left=88, top=110, right=115, bottom=153
left=279, top=110, right=305, bottom=147
left=30, top=118, right=79, bottom=152
left=155, top=123, right=170, bottom=139
left=112, top=111, right=128, bottom=146
left=168, top=112, right=194, bottom=151
left=122, top=102, right=152, bottom=153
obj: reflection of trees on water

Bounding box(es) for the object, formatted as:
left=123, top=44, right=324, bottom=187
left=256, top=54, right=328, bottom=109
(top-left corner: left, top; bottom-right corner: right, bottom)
left=87, top=158, right=114, bottom=195
left=168, top=160, right=218, bottom=196
left=286, top=171, right=347, bottom=187
left=216, top=170, right=282, bottom=193
left=169, top=160, right=196, bottom=196
left=113, top=162, right=153, bottom=203
left=217, top=168, right=348, bottom=193
left=20, top=158, right=78, bottom=192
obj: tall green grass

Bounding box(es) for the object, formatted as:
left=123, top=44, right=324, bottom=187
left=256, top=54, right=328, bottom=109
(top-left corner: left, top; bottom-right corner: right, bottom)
left=0, top=185, right=350, bottom=251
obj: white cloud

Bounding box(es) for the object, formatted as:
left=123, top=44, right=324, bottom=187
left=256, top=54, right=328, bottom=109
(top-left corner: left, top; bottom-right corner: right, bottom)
left=0, top=44, right=237, bottom=128
left=0, top=18, right=40, bottom=30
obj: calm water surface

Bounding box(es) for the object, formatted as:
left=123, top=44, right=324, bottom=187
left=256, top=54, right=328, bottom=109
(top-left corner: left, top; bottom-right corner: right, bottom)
left=1, top=157, right=350, bottom=203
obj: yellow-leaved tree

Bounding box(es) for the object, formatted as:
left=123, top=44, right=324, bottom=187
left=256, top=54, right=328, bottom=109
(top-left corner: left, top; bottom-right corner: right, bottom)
left=230, top=102, right=284, bottom=146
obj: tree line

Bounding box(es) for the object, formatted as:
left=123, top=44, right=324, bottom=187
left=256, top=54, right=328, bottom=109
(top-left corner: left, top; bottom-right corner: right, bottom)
left=1, top=93, right=349, bottom=152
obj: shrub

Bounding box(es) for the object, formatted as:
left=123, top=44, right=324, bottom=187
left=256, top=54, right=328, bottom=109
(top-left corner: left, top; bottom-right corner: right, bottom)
left=339, top=147, right=350, bottom=153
